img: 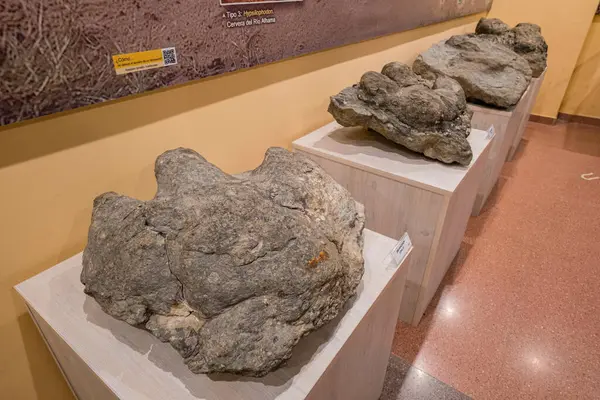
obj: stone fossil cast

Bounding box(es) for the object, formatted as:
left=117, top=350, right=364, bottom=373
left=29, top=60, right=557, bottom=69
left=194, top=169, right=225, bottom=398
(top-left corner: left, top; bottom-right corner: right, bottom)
left=81, top=147, right=365, bottom=377
left=475, top=18, right=548, bottom=78
left=328, top=62, right=473, bottom=166
left=414, top=34, right=533, bottom=109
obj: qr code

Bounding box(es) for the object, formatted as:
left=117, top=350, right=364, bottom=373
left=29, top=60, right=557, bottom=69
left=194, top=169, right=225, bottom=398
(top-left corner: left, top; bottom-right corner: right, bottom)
left=162, top=47, right=177, bottom=66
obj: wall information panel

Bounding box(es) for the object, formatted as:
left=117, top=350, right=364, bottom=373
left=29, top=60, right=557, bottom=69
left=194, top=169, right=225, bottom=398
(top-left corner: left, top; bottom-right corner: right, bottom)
left=0, top=0, right=488, bottom=126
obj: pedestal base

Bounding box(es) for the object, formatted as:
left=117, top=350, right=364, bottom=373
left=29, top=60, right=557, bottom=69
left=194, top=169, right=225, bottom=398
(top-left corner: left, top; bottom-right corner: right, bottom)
left=16, top=230, right=410, bottom=400
left=293, top=123, right=492, bottom=325
left=469, top=83, right=533, bottom=216
left=507, top=70, right=547, bottom=161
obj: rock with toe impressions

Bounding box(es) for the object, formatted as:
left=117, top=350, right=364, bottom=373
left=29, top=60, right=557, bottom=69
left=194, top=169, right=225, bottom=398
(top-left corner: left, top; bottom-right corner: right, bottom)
left=328, top=62, right=474, bottom=166
left=414, top=34, right=533, bottom=109
left=475, top=18, right=548, bottom=78
left=81, top=147, right=365, bottom=377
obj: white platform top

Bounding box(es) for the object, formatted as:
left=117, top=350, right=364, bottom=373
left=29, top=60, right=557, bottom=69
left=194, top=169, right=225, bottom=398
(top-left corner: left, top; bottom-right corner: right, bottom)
left=292, top=122, right=492, bottom=196
left=16, top=229, right=409, bottom=400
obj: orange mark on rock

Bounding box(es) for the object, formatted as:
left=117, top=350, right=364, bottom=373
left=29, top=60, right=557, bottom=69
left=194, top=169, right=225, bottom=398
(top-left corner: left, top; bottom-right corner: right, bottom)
left=307, top=250, right=329, bottom=268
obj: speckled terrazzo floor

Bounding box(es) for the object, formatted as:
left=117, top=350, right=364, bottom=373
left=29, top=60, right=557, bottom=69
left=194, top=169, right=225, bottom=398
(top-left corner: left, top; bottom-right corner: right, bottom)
left=391, top=121, right=600, bottom=400
left=380, top=355, right=472, bottom=400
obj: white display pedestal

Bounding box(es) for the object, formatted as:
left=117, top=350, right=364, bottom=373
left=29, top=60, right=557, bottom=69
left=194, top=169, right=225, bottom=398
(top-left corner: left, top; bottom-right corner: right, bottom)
left=292, top=123, right=492, bottom=325
left=468, top=85, right=531, bottom=216
left=15, top=229, right=410, bottom=400
left=507, top=70, right=547, bottom=161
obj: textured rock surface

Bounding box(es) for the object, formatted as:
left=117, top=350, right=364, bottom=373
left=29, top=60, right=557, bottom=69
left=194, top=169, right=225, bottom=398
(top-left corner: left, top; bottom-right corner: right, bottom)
left=81, top=147, right=365, bottom=377
left=475, top=18, right=548, bottom=78
left=475, top=17, right=511, bottom=36
left=414, top=35, right=533, bottom=109
left=328, top=62, right=474, bottom=166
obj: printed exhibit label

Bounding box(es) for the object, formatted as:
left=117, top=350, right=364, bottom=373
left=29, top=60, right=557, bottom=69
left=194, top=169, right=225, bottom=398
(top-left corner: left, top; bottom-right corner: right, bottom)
left=486, top=125, right=496, bottom=140
left=224, top=9, right=277, bottom=28
left=386, top=232, right=413, bottom=269
left=112, top=48, right=177, bottom=75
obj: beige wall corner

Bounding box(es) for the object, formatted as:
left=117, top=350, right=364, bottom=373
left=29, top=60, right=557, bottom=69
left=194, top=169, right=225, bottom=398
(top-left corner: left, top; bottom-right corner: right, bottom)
left=560, top=15, right=600, bottom=119
left=0, top=13, right=483, bottom=399
left=488, top=0, right=598, bottom=119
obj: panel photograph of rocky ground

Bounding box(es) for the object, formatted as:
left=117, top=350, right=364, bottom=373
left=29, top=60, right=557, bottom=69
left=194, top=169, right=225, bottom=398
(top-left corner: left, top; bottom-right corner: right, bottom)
left=221, top=0, right=302, bottom=5
left=0, top=0, right=488, bottom=126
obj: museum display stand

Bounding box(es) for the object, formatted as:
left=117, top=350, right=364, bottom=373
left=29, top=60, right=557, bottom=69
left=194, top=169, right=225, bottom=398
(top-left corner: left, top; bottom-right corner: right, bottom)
left=15, top=229, right=410, bottom=400
left=292, top=123, right=492, bottom=325
left=468, top=85, right=532, bottom=216
left=506, top=70, right=547, bottom=161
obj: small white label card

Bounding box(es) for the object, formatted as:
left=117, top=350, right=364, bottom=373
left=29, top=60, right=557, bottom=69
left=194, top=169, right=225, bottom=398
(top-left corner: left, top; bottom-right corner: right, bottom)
left=384, top=232, right=412, bottom=270
left=486, top=125, right=496, bottom=140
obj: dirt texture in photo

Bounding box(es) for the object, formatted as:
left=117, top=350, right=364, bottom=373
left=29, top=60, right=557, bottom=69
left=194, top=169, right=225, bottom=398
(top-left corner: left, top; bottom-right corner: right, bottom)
left=221, top=0, right=301, bottom=4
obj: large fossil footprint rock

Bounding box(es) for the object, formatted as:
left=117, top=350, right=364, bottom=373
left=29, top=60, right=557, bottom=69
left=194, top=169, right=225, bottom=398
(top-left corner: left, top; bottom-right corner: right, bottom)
left=414, top=34, right=533, bottom=109
left=81, top=147, right=365, bottom=377
left=328, top=62, right=474, bottom=166
left=475, top=18, right=548, bottom=78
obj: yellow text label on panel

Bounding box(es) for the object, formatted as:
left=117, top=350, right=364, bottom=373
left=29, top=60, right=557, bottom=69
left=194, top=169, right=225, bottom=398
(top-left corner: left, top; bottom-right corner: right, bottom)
left=112, top=47, right=177, bottom=75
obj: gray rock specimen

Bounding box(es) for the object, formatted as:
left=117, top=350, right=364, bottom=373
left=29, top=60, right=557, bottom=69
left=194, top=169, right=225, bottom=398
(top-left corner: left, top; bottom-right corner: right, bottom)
left=475, top=18, right=548, bottom=78
left=328, top=62, right=474, bottom=166
left=413, top=35, right=533, bottom=109
left=81, top=147, right=365, bottom=377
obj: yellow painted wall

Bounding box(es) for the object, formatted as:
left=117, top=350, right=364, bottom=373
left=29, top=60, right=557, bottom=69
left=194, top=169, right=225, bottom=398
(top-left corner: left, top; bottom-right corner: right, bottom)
left=560, top=15, right=600, bottom=118
left=0, top=14, right=483, bottom=399
left=488, top=0, right=598, bottom=119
